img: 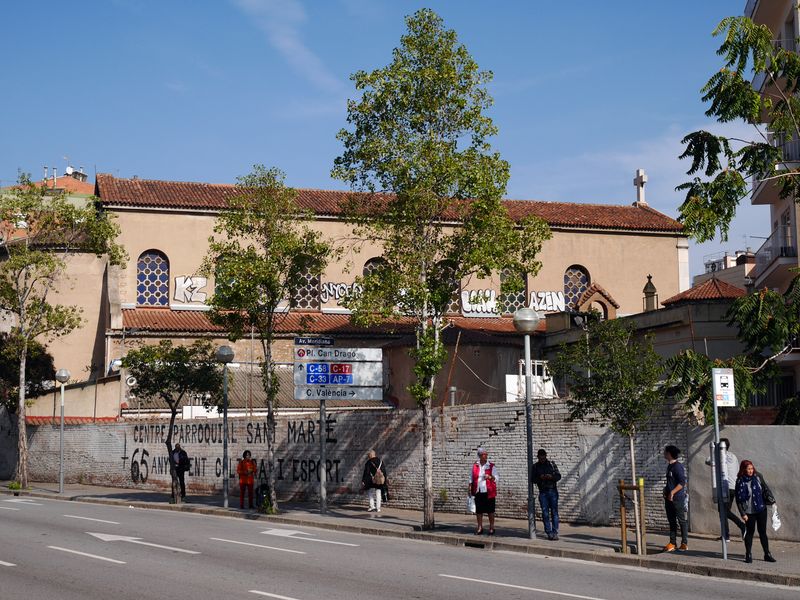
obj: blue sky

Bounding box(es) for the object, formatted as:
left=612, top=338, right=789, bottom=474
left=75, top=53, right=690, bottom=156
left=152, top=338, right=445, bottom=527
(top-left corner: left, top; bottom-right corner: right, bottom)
left=1, top=1, right=759, bottom=277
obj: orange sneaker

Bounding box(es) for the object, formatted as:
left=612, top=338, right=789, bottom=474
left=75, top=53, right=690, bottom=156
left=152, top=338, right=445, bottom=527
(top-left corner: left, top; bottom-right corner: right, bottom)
left=678, top=543, right=688, bottom=552
left=662, top=543, right=676, bottom=553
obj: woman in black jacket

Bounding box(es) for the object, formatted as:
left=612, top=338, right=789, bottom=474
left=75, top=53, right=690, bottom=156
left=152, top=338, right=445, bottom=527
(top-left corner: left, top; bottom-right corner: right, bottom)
left=361, top=450, right=387, bottom=513
left=735, top=459, right=776, bottom=564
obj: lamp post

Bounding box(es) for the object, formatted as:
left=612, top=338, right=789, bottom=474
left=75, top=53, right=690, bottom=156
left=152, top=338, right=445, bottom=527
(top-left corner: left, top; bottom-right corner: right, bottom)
left=513, top=308, right=541, bottom=540
left=55, top=368, right=71, bottom=494
left=215, top=345, right=235, bottom=508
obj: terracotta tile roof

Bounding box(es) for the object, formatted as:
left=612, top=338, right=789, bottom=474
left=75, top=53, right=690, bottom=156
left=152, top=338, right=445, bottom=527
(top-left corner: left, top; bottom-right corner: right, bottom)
left=661, top=278, right=746, bottom=306
left=26, top=416, right=118, bottom=425
left=121, top=309, right=536, bottom=337
left=38, top=176, right=95, bottom=195
left=96, top=174, right=683, bottom=233
left=577, top=283, right=620, bottom=309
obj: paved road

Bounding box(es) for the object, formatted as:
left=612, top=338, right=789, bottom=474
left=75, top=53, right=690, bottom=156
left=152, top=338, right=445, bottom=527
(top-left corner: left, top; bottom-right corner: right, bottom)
left=1, top=496, right=795, bottom=600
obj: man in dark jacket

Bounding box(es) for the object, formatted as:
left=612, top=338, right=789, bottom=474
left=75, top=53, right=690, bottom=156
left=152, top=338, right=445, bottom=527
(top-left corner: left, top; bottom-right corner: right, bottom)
left=532, top=448, right=561, bottom=540
left=172, top=443, right=190, bottom=500
left=663, top=444, right=688, bottom=552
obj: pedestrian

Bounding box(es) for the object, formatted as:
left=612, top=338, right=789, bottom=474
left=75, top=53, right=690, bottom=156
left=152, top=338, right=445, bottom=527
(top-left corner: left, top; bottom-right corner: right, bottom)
left=468, top=448, right=498, bottom=535
left=361, top=450, right=387, bottom=513
left=735, top=459, right=777, bottom=563
left=237, top=450, right=257, bottom=509
left=662, top=444, right=688, bottom=552
left=705, top=437, right=745, bottom=542
left=172, top=443, right=190, bottom=500
left=532, top=448, right=561, bottom=540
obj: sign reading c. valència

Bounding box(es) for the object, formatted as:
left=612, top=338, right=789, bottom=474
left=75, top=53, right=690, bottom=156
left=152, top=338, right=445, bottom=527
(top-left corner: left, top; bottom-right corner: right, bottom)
left=460, top=289, right=566, bottom=317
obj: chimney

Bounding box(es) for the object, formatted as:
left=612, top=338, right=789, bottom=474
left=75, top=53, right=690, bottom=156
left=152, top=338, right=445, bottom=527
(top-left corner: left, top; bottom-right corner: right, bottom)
left=642, top=274, right=658, bottom=312
left=633, top=168, right=648, bottom=207
left=52, top=166, right=57, bottom=188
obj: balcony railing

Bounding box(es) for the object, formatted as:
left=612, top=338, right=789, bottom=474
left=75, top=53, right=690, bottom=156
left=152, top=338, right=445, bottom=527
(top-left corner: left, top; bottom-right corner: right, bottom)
left=752, top=226, right=798, bottom=280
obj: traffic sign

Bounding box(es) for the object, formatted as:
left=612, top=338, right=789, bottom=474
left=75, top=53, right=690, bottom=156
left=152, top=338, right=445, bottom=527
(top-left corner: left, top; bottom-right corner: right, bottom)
left=712, top=368, right=736, bottom=407
left=295, top=386, right=383, bottom=401
left=293, top=347, right=382, bottom=362
left=294, top=337, right=334, bottom=347
left=294, top=361, right=382, bottom=386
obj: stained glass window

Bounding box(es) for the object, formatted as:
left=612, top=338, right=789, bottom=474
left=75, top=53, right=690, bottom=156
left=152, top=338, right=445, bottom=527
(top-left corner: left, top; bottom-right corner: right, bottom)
left=293, top=269, right=321, bottom=310
left=363, top=257, right=386, bottom=277
left=563, top=265, right=590, bottom=310
left=499, top=268, right=528, bottom=314
left=136, top=250, right=170, bottom=307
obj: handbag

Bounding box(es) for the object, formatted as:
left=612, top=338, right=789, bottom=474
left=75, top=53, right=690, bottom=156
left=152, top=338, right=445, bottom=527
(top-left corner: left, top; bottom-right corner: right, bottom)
left=772, top=505, right=782, bottom=532
left=372, top=460, right=386, bottom=486
left=466, top=495, right=476, bottom=514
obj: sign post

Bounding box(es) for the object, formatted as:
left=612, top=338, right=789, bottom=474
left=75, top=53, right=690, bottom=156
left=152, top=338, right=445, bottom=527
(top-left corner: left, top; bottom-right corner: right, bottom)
left=711, top=367, right=736, bottom=560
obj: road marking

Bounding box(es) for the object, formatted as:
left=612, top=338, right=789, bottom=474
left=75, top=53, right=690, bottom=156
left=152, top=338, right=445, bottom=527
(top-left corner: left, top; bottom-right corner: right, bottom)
left=0, top=560, right=16, bottom=567
left=87, top=532, right=200, bottom=554
left=64, top=514, right=120, bottom=525
left=0, top=506, right=20, bottom=511
left=48, top=546, right=126, bottom=564
left=3, top=498, right=43, bottom=505
left=250, top=591, right=302, bottom=600
left=261, top=528, right=359, bottom=547
left=210, top=538, right=306, bottom=555
left=438, top=574, right=606, bottom=600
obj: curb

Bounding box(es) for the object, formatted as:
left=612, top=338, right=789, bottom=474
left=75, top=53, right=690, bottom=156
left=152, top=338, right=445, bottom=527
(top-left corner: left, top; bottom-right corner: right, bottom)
left=6, top=489, right=799, bottom=587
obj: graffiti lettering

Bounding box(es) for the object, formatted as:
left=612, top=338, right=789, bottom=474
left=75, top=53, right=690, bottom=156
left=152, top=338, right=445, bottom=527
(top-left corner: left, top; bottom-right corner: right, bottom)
left=529, top=290, right=566, bottom=312
left=319, top=282, right=362, bottom=304
left=174, top=276, right=208, bottom=303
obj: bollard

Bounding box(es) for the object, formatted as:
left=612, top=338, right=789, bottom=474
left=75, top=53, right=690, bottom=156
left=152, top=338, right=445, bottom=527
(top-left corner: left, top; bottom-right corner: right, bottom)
left=618, top=479, right=628, bottom=554
left=638, top=477, right=647, bottom=556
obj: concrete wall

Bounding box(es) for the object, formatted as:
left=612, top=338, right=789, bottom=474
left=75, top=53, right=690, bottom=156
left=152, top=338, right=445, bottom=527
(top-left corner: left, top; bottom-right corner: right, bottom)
left=26, top=376, right=122, bottom=419
left=2, top=400, right=694, bottom=530
left=687, top=425, right=800, bottom=541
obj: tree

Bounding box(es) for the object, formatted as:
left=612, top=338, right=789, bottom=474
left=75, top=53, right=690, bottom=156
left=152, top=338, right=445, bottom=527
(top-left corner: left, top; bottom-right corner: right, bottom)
left=0, top=334, right=55, bottom=413
left=0, top=175, right=125, bottom=488
left=122, top=340, right=223, bottom=503
left=549, top=317, right=663, bottom=554
left=676, top=16, right=800, bottom=241
left=332, top=9, right=551, bottom=529
left=667, top=277, right=800, bottom=421
left=202, top=165, right=333, bottom=512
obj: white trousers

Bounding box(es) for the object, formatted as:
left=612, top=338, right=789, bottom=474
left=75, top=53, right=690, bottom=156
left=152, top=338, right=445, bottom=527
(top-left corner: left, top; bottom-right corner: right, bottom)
left=368, top=487, right=382, bottom=511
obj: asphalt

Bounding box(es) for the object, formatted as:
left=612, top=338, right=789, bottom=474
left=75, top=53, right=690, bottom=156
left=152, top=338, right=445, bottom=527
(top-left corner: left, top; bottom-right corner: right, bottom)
left=0, top=484, right=800, bottom=600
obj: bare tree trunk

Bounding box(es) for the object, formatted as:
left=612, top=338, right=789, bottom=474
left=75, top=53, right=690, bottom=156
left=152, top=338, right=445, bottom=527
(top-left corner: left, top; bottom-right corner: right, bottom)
left=422, top=396, right=434, bottom=529
left=629, top=433, right=643, bottom=554
left=165, top=407, right=181, bottom=504
left=16, top=341, right=28, bottom=488
left=263, top=339, right=279, bottom=512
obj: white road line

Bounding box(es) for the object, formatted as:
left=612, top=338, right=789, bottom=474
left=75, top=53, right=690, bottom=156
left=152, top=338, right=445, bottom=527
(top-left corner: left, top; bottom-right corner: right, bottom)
left=47, top=546, right=126, bottom=564
left=210, top=538, right=306, bottom=555
left=0, top=560, right=16, bottom=567
left=3, top=498, right=42, bottom=505
left=250, top=591, right=302, bottom=600
left=439, top=574, right=606, bottom=600
left=0, top=506, right=20, bottom=511
left=64, top=514, right=121, bottom=525
left=261, top=528, right=360, bottom=547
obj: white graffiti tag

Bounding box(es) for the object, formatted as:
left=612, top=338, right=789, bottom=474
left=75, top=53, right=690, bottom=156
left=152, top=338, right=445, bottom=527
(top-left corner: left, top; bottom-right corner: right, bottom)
left=174, top=276, right=208, bottom=303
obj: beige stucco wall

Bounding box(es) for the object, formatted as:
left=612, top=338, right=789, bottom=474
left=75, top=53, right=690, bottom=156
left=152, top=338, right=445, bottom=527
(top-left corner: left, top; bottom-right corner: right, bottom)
left=26, top=375, right=121, bottom=419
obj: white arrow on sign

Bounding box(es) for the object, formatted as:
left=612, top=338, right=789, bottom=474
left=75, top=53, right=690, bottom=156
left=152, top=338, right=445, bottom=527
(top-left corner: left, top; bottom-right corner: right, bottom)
left=261, top=528, right=359, bottom=547
left=87, top=532, right=200, bottom=554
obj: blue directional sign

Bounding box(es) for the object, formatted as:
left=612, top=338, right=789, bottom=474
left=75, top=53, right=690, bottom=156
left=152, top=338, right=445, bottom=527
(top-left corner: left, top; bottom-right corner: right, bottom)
left=306, top=363, right=329, bottom=374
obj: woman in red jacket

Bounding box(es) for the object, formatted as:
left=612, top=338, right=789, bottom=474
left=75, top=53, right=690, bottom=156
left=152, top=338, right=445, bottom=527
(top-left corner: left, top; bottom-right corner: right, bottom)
left=468, top=448, right=498, bottom=535
left=237, top=450, right=257, bottom=509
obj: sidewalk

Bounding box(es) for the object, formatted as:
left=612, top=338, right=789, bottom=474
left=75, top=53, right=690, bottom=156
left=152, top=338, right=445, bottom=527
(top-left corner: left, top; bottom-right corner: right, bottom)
left=4, top=481, right=799, bottom=586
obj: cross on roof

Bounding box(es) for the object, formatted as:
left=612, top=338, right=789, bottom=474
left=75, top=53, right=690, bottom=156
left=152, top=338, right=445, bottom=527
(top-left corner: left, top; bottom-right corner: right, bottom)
left=633, top=169, right=648, bottom=206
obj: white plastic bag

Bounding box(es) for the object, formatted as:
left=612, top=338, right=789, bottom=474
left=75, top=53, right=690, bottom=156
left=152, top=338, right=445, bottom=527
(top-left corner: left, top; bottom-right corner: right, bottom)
left=466, top=495, right=476, bottom=514
left=772, top=504, right=782, bottom=532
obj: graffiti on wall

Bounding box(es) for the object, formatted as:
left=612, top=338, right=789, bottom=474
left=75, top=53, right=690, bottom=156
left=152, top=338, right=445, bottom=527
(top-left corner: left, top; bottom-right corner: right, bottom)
left=174, top=276, right=208, bottom=303
left=319, top=282, right=362, bottom=304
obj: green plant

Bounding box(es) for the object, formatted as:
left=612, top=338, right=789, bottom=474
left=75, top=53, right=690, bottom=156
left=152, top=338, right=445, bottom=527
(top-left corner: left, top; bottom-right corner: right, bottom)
left=257, top=495, right=277, bottom=515
left=775, top=395, right=800, bottom=425
left=438, top=488, right=449, bottom=503
left=7, top=481, right=21, bottom=490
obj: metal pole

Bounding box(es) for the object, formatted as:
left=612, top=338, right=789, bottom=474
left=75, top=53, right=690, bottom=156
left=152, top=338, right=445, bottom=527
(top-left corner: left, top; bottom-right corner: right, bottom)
left=320, top=396, right=327, bottom=514
left=449, top=386, right=457, bottom=406
left=638, top=477, right=647, bottom=556
left=619, top=479, right=628, bottom=554
left=59, top=383, right=65, bottom=494
left=713, top=399, right=727, bottom=560
left=223, top=363, right=229, bottom=509
left=524, top=333, right=536, bottom=539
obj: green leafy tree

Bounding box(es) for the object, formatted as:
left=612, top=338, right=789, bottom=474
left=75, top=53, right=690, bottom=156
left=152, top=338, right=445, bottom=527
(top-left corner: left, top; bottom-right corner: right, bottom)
left=667, top=278, right=800, bottom=420
left=332, top=9, right=550, bottom=529
left=549, top=318, right=663, bottom=554
left=0, top=334, right=55, bottom=413
left=202, top=165, right=333, bottom=512
left=677, top=16, right=800, bottom=241
left=122, top=340, right=223, bottom=503
left=0, top=175, right=125, bottom=488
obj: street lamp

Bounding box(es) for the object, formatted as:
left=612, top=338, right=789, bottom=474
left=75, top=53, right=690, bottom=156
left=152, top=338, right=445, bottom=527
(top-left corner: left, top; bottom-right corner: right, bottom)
left=513, top=308, right=541, bottom=540
left=55, top=368, right=71, bottom=494
left=215, top=345, right=235, bottom=509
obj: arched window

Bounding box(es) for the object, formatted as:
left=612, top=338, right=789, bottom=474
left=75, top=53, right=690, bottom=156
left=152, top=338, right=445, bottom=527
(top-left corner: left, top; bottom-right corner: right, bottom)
left=434, top=260, right=460, bottom=314
left=563, top=264, right=590, bottom=310
left=293, top=268, right=321, bottom=310
left=363, top=257, right=386, bottom=277
left=136, top=250, right=170, bottom=307
left=500, top=268, right=528, bottom=314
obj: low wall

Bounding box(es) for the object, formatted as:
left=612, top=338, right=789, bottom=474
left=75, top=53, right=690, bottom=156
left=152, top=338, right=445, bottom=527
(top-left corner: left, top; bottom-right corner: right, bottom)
left=2, top=399, right=693, bottom=530
left=687, top=425, right=800, bottom=541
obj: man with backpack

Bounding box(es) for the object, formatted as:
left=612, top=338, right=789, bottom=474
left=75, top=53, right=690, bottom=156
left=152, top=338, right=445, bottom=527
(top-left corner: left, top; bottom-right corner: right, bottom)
left=361, top=450, right=387, bottom=512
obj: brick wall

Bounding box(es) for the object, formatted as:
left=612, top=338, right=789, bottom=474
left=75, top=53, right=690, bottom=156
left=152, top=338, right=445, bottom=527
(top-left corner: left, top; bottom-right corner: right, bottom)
left=2, top=399, right=691, bottom=528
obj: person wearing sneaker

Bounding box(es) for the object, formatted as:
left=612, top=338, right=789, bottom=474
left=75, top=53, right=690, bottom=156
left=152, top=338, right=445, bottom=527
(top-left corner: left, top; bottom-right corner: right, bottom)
left=361, top=450, right=387, bottom=513
left=662, top=445, right=688, bottom=553
left=532, top=448, right=561, bottom=541
left=735, top=459, right=777, bottom=564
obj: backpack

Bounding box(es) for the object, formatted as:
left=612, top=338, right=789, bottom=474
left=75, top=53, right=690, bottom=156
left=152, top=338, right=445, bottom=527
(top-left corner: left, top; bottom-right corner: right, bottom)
left=372, top=460, right=385, bottom=486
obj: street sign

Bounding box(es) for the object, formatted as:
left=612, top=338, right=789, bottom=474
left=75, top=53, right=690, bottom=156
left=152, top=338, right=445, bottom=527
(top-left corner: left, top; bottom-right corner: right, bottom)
left=294, top=337, right=334, bottom=347
left=712, top=367, right=736, bottom=407
left=294, top=361, right=382, bottom=386
left=293, top=347, right=382, bottom=362
left=295, top=386, right=383, bottom=401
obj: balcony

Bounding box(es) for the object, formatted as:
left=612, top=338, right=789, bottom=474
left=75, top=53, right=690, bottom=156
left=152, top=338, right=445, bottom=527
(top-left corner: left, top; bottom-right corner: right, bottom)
left=752, top=226, right=798, bottom=288
left=751, top=135, right=800, bottom=205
